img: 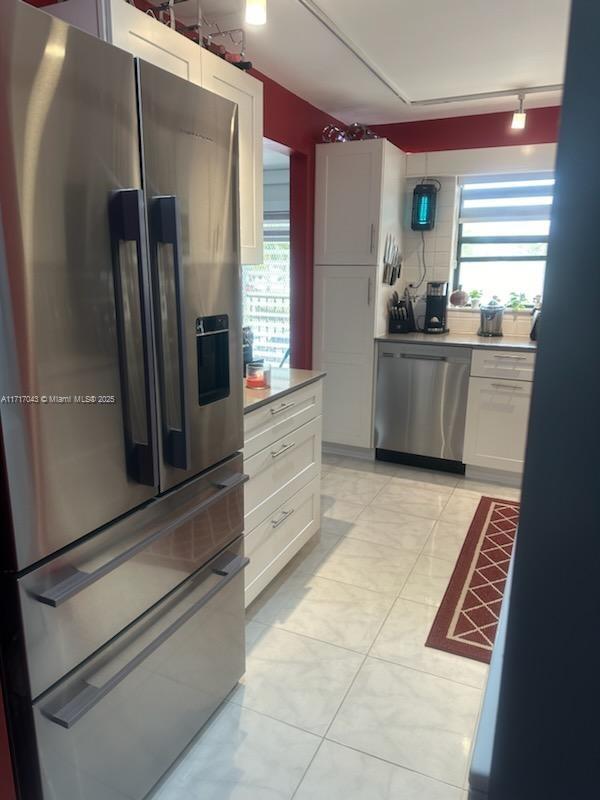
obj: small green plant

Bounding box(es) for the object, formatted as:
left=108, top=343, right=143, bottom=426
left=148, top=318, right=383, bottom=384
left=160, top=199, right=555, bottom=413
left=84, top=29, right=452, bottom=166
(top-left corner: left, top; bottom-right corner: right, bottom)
left=507, top=292, right=529, bottom=311
left=469, top=289, right=482, bottom=301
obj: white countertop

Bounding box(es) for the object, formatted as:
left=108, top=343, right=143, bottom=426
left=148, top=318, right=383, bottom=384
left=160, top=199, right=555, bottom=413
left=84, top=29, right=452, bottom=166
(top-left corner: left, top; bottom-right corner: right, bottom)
left=376, top=332, right=536, bottom=352
left=243, top=368, right=326, bottom=413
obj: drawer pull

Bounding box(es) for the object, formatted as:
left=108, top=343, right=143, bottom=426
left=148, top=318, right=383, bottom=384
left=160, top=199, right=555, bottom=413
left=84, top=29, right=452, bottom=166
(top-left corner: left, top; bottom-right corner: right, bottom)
left=271, top=509, right=295, bottom=528
left=270, top=401, right=296, bottom=416
left=42, top=553, right=249, bottom=729
left=35, top=472, right=248, bottom=608
left=271, top=441, right=295, bottom=458
left=491, top=383, right=524, bottom=391
left=492, top=355, right=527, bottom=361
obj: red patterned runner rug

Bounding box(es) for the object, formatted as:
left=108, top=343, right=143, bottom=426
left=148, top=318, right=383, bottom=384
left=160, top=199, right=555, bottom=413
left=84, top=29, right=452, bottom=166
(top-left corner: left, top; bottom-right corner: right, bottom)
left=425, top=496, right=519, bottom=664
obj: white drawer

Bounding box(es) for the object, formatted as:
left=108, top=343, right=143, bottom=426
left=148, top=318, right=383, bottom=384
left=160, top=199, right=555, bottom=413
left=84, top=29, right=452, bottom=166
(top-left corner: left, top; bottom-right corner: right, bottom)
left=471, top=349, right=536, bottom=382
left=244, top=381, right=322, bottom=459
left=245, top=477, right=320, bottom=607
left=244, top=416, right=322, bottom=532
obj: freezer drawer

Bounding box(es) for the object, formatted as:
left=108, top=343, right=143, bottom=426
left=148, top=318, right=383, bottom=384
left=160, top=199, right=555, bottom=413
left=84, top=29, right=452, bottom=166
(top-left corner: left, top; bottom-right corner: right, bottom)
left=375, top=343, right=470, bottom=463
left=20, top=454, right=246, bottom=699
left=33, top=542, right=247, bottom=800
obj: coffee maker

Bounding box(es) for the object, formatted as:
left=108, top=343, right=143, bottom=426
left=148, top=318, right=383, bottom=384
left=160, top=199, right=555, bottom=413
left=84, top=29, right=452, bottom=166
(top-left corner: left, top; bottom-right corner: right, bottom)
left=424, top=281, right=449, bottom=334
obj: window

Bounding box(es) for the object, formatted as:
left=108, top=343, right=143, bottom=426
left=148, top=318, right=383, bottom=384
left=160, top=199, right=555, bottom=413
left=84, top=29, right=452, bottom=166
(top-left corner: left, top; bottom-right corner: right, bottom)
left=242, top=212, right=290, bottom=368
left=454, top=173, right=554, bottom=305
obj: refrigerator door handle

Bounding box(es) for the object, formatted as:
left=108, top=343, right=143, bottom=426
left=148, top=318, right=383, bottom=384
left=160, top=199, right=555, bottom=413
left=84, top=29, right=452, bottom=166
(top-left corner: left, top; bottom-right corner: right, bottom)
left=42, top=553, right=249, bottom=729
left=34, top=472, right=248, bottom=608
left=109, top=189, right=157, bottom=487
left=151, top=195, right=190, bottom=470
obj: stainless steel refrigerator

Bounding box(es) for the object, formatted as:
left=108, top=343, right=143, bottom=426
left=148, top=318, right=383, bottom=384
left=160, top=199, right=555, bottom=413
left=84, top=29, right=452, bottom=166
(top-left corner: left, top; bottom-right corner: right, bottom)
left=0, top=3, right=247, bottom=799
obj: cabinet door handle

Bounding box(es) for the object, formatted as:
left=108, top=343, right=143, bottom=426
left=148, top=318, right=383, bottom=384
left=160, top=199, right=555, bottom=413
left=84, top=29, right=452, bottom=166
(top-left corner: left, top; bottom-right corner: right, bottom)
left=369, top=223, right=375, bottom=253
left=491, top=383, right=524, bottom=391
left=492, top=355, right=527, bottom=361
left=270, top=441, right=295, bottom=458
left=270, top=401, right=296, bottom=416
left=367, top=277, right=372, bottom=306
left=271, top=509, right=295, bottom=528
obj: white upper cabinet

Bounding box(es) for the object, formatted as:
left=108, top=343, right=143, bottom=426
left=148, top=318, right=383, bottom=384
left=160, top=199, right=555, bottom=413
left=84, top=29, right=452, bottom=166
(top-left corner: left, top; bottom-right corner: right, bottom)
left=314, top=140, right=384, bottom=266
left=108, top=0, right=202, bottom=83
left=201, top=49, right=264, bottom=265
left=48, top=0, right=264, bottom=265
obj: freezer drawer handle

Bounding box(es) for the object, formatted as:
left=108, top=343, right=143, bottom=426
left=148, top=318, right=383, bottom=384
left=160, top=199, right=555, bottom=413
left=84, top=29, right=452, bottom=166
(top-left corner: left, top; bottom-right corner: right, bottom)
left=270, top=441, right=295, bottom=458
left=491, top=383, right=524, bottom=391
left=270, top=401, right=296, bottom=416
left=43, top=553, right=249, bottom=730
left=35, top=472, right=248, bottom=608
left=400, top=353, right=447, bottom=362
left=109, top=189, right=157, bottom=487
left=151, top=195, right=190, bottom=470
left=492, top=354, right=527, bottom=361
left=271, top=509, right=295, bottom=528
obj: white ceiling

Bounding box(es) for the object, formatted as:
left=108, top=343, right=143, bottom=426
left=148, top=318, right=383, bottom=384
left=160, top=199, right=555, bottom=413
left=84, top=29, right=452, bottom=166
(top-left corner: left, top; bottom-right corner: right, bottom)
left=198, top=0, right=570, bottom=123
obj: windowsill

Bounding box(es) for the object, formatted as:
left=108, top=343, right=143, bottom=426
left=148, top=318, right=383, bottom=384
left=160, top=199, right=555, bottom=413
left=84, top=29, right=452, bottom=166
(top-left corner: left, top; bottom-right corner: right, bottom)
left=449, top=306, right=535, bottom=316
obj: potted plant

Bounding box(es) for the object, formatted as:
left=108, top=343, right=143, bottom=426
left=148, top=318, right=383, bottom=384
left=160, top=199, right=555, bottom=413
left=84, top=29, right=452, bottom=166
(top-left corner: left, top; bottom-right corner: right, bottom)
left=469, top=289, right=483, bottom=309
left=507, top=292, right=529, bottom=311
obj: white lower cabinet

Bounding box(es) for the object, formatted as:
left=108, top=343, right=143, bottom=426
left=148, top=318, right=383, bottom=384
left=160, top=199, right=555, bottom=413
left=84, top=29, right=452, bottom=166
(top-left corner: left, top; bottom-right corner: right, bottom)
left=243, top=380, right=323, bottom=607
left=245, top=477, right=321, bottom=607
left=463, top=376, right=533, bottom=473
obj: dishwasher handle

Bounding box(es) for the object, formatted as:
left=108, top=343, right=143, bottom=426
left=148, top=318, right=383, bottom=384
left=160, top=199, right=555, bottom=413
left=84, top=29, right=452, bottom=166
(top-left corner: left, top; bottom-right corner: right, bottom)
left=400, top=353, right=447, bottom=362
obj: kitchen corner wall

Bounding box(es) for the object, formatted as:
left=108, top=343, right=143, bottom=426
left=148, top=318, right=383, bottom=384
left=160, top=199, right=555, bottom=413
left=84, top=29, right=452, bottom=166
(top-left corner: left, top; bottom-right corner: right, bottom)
left=399, top=176, right=535, bottom=338
left=400, top=176, right=459, bottom=292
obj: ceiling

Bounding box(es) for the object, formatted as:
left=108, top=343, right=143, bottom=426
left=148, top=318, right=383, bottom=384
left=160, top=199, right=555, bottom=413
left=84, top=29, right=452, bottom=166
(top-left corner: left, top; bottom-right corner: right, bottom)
left=191, top=0, right=570, bottom=123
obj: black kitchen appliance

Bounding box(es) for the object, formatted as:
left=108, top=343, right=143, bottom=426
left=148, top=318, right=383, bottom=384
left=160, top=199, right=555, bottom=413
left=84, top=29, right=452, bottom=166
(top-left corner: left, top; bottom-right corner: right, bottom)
left=424, top=281, right=449, bottom=334
left=411, top=183, right=438, bottom=230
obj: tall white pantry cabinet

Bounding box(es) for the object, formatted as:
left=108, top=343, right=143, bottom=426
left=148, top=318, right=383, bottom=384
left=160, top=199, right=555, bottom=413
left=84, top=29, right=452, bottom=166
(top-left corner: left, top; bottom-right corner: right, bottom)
left=49, top=0, right=264, bottom=265
left=313, top=139, right=407, bottom=449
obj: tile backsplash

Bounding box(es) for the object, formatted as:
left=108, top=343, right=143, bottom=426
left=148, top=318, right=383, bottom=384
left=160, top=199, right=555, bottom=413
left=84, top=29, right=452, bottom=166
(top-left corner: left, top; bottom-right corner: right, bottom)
left=400, top=176, right=459, bottom=292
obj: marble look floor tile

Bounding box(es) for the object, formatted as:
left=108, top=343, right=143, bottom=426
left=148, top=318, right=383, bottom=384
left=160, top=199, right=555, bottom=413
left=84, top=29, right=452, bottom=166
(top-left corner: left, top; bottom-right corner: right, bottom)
left=327, top=658, right=481, bottom=787
left=151, top=703, right=319, bottom=800
left=440, top=493, right=482, bottom=526
left=453, top=482, right=521, bottom=501
left=387, top=469, right=459, bottom=492
left=309, top=536, right=415, bottom=593
left=422, top=520, right=470, bottom=563
left=230, top=627, right=363, bottom=736
left=373, top=485, right=451, bottom=520
left=370, top=599, right=489, bottom=689
left=294, top=740, right=464, bottom=800
left=321, top=515, right=431, bottom=553
left=321, top=471, right=387, bottom=505
left=413, top=554, right=455, bottom=579
left=400, top=555, right=453, bottom=607
left=248, top=572, right=396, bottom=653
left=281, top=531, right=343, bottom=578
left=320, top=495, right=366, bottom=523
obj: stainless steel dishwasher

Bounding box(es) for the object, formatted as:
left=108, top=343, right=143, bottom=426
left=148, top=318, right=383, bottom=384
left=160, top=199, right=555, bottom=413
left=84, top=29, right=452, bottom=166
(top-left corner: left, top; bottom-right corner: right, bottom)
left=374, top=342, right=471, bottom=471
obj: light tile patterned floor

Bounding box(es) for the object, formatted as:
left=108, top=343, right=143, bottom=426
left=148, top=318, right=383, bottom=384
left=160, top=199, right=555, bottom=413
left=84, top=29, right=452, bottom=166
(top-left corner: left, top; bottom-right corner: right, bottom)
left=152, top=455, right=521, bottom=800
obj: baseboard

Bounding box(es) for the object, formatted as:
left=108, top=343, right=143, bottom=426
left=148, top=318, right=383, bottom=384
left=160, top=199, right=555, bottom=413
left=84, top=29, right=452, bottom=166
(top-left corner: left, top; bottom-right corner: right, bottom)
left=322, top=442, right=375, bottom=461
left=465, top=465, right=523, bottom=488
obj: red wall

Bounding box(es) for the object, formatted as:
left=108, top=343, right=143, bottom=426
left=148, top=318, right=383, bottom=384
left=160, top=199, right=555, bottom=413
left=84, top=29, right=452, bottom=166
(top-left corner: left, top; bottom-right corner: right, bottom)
left=372, top=106, right=561, bottom=153
left=0, top=692, right=15, bottom=800
left=250, top=70, right=344, bottom=369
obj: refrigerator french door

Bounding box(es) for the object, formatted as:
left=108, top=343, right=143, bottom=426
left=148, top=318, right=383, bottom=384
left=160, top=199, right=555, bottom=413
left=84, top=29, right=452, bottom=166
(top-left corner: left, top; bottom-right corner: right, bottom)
left=0, top=4, right=243, bottom=573
left=0, top=4, right=246, bottom=800
left=138, top=59, right=243, bottom=492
